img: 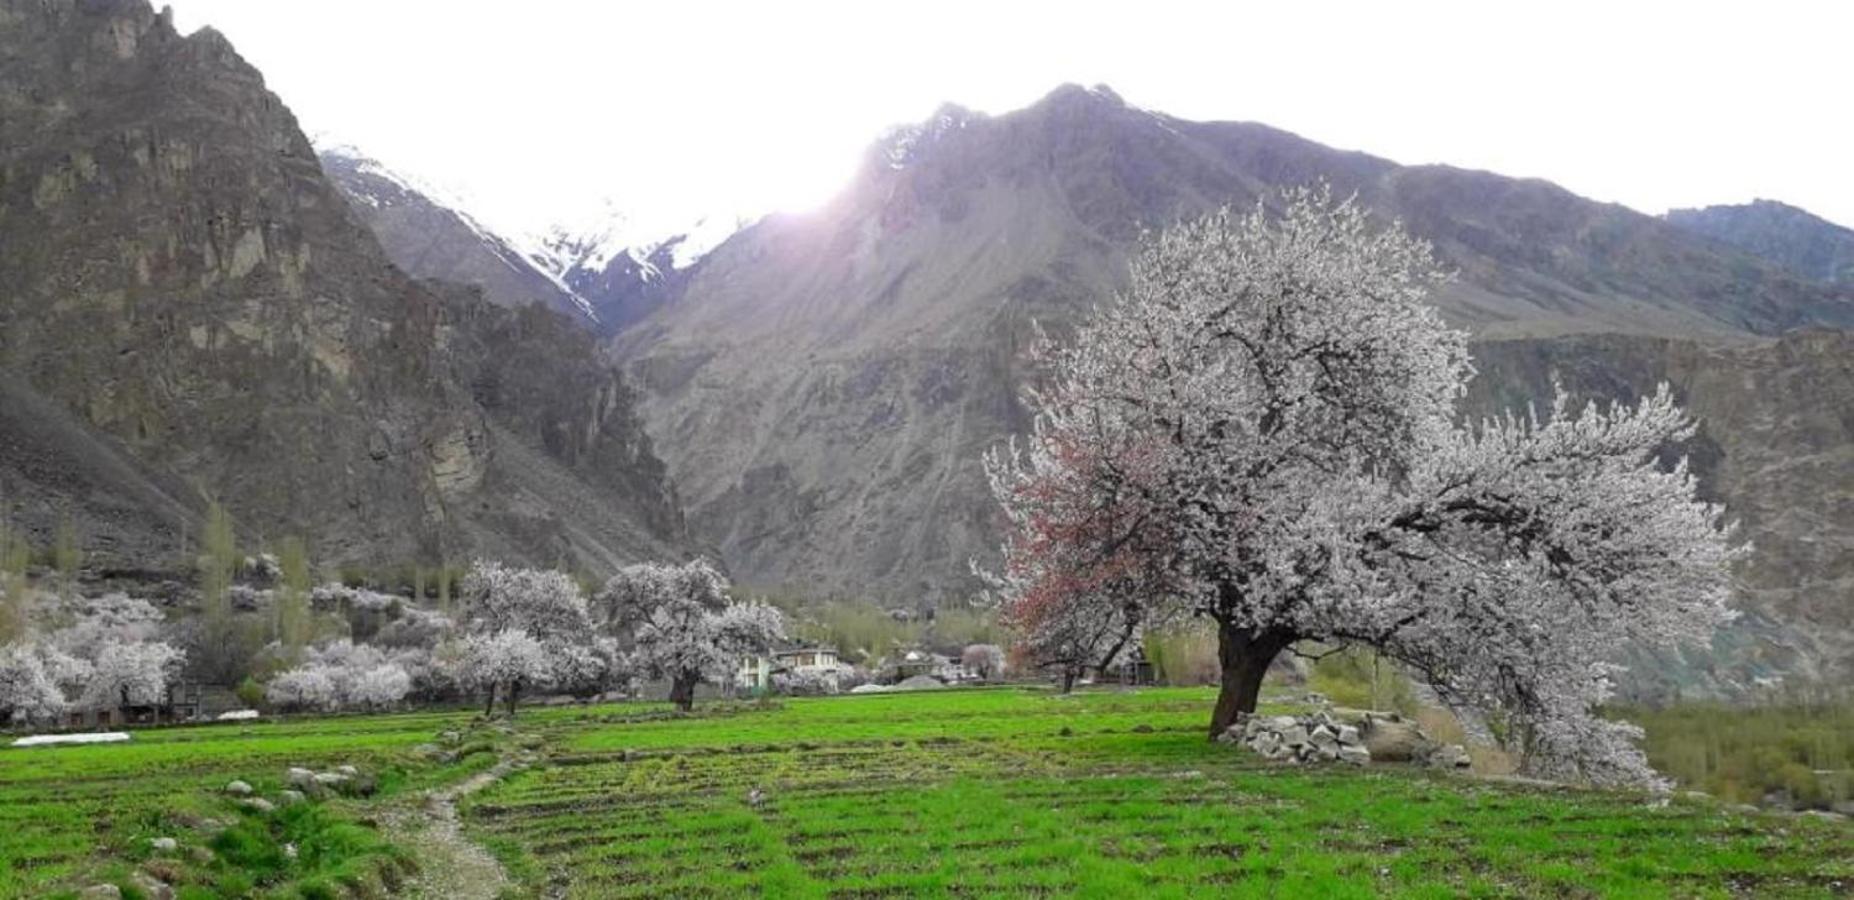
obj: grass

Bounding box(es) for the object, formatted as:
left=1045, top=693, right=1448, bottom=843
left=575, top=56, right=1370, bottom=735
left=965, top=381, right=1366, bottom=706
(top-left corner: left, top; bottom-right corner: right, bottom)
left=4, top=687, right=1850, bottom=897
left=1623, top=700, right=1854, bottom=809
left=463, top=687, right=1853, bottom=898
left=0, top=709, right=500, bottom=898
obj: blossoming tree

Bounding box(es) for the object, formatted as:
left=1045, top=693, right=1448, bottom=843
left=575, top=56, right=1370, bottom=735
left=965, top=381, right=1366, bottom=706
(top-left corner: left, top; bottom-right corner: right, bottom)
left=983, top=187, right=1736, bottom=785
left=595, top=559, right=785, bottom=711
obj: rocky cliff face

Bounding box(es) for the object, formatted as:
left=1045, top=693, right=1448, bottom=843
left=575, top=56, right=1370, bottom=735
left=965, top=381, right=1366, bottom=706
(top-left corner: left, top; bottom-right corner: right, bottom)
left=616, top=84, right=1854, bottom=690
left=318, top=147, right=597, bottom=325
left=0, top=0, right=685, bottom=576
left=1666, top=199, right=1854, bottom=285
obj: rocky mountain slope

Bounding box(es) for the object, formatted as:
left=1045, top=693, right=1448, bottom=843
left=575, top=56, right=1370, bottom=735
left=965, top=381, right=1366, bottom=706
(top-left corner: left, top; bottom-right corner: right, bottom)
left=524, top=216, right=738, bottom=335
left=616, top=84, right=1854, bottom=689
left=317, top=146, right=596, bottom=325
left=0, top=0, right=685, bottom=577
left=1666, top=199, right=1854, bottom=285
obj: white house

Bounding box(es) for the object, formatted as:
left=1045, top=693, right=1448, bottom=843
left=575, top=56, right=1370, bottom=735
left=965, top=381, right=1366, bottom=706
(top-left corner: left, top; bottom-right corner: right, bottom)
left=737, top=646, right=854, bottom=693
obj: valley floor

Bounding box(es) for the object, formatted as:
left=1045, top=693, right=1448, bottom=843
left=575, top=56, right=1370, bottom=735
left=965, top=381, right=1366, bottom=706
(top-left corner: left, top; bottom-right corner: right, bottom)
left=3, top=688, right=1851, bottom=898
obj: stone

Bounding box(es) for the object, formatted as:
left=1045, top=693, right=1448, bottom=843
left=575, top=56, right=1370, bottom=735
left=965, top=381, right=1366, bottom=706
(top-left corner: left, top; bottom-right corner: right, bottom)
left=1425, top=744, right=1472, bottom=770
left=1338, top=745, right=1371, bottom=766
left=224, top=780, right=253, bottom=796
left=149, top=837, right=178, bottom=852
left=1309, top=726, right=1337, bottom=746
left=1316, top=745, right=1340, bottom=762
left=240, top=798, right=276, bottom=814
left=314, top=772, right=349, bottom=786
left=1277, top=725, right=1309, bottom=747
left=1360, top=716, right=1429, bottom=762
left=79, top=886, right=121, bottom=900
left=1335, top=725, right=1360, bottom=745
left=1800, top=810, right=1847, bottom=822
left=335, top=764, right=360, bottom=776
left=128, top=871, right=174, bottom=900
left=278, top=790, right=307, bottom=806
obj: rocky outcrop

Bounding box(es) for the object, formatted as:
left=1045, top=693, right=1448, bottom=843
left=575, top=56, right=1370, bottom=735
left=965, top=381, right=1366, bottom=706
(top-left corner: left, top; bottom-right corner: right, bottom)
left=0, top=0, right=687, bottom=576
left=1666, top=200, right=1854, bottom=285
left=319, top=147, right=597, bottom=325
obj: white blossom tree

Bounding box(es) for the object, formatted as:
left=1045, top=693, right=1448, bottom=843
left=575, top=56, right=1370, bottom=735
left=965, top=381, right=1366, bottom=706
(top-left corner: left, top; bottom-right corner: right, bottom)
left=41, top=593, right=186, bottom=717
left=596, top=560, right=785, bottom=711
left=984, top=186, right=1736, bottom=786
left=455, top=560, right=600, bottom=715
left=961, top=644, right=1006, bottom=681
left=460, top=629, right=552, bottom=716
left=265, top=665, right=340, bottom=712
left=0, top=642, right=76, bottom=725
left=264, top=640, right=413, bottom=712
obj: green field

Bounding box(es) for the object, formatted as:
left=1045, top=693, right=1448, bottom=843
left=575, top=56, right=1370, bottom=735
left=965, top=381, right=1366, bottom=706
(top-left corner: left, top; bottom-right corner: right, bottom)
left=4, top=688, right=1851, bottom=898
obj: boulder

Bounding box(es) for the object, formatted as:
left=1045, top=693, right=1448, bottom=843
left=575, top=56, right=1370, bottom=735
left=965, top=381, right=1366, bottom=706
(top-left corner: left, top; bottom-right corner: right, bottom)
left=224, top=780, right=253, bottom=796
left=1335, top=725, right=1360, bottom=745
left=1338, top=745, right=1371, bottom=766
left=128, top=871, right=174, bottom=900
left=1309, top=726, right=1337, bottom=746
left=1360, top=715, right=1430, bottom=762
left=1424, top=744, right=1472, bottom=770
left=1277, top=725, right=1309, bottom=747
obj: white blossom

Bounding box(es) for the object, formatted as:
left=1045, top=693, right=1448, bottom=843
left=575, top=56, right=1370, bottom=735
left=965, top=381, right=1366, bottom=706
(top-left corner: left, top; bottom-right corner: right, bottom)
left=984, top=186, right=1736, bottom=786
left=596, top=560, right=785, bottom=709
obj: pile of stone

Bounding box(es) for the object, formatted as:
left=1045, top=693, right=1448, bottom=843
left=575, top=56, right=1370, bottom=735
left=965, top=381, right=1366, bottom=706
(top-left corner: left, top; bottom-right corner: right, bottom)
left=285, top=763, right=377, bottom=799
left=1218, top=710, right=1371, bottom=765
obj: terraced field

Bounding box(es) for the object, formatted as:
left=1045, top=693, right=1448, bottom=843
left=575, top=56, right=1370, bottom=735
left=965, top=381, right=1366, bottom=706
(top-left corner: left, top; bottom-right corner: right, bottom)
left=464, top=689, right=1854, bottom=898
left=0, top=710, right=498, bottom=898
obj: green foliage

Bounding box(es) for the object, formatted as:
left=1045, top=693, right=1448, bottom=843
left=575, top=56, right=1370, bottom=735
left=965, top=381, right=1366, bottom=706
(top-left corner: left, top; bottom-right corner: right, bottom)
left=776, top=597, right=922, bottom=665
left=276, top=537, right=311, bottom=657
left=468, top=688, right=1854, bottom=897
left=1308, top=645, right=1419, bottom=715
left=1143, top=625, right=1219, bottom=686
left=929, top=603, right=999, bottom=648
left=193, top=501, right=257, bottom=685
left=1625, top=698, right=1854, bottom=808
left=199, top=501, right=237, bottom=609
left=235, top=675, right=266, bottom=710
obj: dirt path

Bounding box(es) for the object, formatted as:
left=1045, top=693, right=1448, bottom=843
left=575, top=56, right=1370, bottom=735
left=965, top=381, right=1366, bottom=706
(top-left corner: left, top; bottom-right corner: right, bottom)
left=384, top=760, right=516, bottom=900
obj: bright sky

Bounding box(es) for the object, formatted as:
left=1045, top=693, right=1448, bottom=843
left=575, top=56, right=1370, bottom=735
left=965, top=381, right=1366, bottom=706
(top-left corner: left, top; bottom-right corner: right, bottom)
left=167, top=0, right=1852, bottom=244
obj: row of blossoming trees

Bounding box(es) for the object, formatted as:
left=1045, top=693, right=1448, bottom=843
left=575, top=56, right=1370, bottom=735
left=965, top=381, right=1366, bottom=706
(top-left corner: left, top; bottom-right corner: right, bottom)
left=266, top=559, right=784, bottom=715
left=982, top=186, right=1737, bottom=787
left=0, top=557, right=783, bottom=726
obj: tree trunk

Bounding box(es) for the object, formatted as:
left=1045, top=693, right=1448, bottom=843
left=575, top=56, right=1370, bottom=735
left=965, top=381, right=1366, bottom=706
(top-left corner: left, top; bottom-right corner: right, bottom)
left=484, top=685, right=497, bottom=717
left=1059, top=666, right=1077, bottom=694
left=506, top=678, right=521, bottom=717
left=1208, top=622, right=1297, bottom=738
left=669, top=673, right=697, bottom=711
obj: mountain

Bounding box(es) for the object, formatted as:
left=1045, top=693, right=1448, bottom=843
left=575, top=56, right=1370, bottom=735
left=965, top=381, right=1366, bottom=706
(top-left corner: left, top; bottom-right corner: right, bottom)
left=317, top=146, right=596, bottom=324
left=1666, top=199, right=1854, bottom=285
left=0, top=0, right=686, bottom=577
left=526, top=214, right=741, bottom=335
left=616, top=84, right=1854, bottom=688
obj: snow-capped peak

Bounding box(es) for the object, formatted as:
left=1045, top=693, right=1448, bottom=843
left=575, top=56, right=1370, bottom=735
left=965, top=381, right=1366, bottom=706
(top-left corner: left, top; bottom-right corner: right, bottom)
left=519, top=207, right=749, bottom=282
